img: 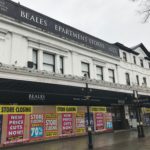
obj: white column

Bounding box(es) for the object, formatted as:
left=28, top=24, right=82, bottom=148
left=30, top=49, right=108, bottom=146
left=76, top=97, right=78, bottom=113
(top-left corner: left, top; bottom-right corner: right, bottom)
left=38, top=50, right=43, bottom=70
left=103, top=66, right=108, bottom=82
left=28, top=47, right=33, bottom=62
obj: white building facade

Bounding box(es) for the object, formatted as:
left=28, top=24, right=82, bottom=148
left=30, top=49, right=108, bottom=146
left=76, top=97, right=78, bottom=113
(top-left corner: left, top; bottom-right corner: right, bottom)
left=0, top=0, right=150, bottom=132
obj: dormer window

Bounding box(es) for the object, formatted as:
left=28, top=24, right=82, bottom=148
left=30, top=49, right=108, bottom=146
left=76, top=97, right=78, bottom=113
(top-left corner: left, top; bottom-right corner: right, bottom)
left=140, top=59, right=144, bottom=67
left=123, top=52, right=127, bottom=62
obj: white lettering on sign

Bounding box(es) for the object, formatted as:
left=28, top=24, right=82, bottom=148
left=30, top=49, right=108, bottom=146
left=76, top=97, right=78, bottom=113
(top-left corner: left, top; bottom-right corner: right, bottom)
left=20, top=10, right=47, bottom=27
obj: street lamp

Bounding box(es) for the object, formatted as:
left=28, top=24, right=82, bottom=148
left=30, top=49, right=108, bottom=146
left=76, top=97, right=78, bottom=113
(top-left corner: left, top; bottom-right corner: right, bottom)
left=84, top=74, right=93, bottom=149
left=133, top=90, right=145, bottom=138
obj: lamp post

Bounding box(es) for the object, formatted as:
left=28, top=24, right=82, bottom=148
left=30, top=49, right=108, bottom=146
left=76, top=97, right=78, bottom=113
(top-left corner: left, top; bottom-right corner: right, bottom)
left=133, top=90, right=145, bottom=138
left=84, top=74, right=93, bottom=149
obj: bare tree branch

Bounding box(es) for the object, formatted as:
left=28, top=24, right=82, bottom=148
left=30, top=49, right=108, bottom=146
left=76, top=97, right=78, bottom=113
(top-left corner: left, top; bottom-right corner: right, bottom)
left=132, top=0, right=150, bottom=22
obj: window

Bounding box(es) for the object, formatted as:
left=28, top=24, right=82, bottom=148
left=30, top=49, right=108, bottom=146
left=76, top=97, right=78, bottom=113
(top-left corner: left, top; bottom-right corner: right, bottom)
left=43, top=53, right=55, bottom=72
left=81, top=62, right=90, bottom=77
left=60, top=56, right=64, bottom=74
left=133, top=56, right=136, bottom=64
left=108, top=69, right=115, bottom=83
left=143, top=77, right=147, bottom=86
left=123, top=52, right=127, bottom=62
left=125, top=73, right=130, bottom=86
left=136, top=75, right=139, bottom=86
left=149, top=62, right=150, bottom=69
left=140, top=59, right=144, bottom=67
left=96, top=66, right=103, bottom=80
left=33, top=50, right=38, bottom=69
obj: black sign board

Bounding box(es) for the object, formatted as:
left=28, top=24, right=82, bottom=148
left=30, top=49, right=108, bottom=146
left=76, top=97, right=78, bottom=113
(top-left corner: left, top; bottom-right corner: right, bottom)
left=0, top=0, right=119, bottom=57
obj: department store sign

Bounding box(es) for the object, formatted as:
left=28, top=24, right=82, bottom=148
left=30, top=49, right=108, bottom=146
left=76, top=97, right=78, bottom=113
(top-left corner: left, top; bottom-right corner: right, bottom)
left=0, top=0, right=119, bottom=57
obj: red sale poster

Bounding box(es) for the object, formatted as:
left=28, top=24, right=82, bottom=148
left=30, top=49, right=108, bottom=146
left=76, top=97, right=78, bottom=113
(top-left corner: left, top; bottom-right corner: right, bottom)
left=95, top=113, right=104, bottom=131
left=62, top=113, right=73, bottom=135
left=7, top=114, right=25, bottom=142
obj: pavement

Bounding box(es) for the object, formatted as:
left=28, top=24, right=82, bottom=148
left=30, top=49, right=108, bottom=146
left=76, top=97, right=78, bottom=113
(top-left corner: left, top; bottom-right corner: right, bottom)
left=2, top=128, right=150, bottom=150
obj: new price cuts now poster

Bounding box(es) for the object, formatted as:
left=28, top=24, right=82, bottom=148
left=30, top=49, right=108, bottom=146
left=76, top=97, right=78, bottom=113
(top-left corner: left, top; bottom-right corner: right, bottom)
left=7, top=114, right=25, bottom=143
left=62, top=113, right=73, bottom=135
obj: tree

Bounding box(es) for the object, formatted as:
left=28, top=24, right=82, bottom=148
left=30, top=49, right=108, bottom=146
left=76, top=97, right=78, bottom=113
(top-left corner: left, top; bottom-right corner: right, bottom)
left=132, top=0, right=150, bottom=22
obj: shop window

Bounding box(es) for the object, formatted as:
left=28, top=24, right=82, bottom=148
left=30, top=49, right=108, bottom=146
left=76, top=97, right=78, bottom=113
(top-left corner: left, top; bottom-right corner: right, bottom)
left=96, top=66, right=103, bottom=80
left=81, top=62, right=90, bottom=77
left=125, top=73, right=130, bottom=86
left=43, top=53, right=55, bottom=72
left=33, top=49, right=38, bottom=69
left=108, top=69, right=115, bottom=83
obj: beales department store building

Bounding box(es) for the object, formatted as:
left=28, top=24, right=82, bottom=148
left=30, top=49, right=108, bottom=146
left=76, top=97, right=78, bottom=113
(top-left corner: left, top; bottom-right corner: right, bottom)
left=0, top=0, right=150, bottom=147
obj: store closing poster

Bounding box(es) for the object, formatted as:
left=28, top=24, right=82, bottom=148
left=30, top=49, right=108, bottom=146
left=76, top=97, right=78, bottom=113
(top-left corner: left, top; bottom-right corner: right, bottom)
left=76, top=113, right=85, bottom=134
left=62, top=113, right=73, bottom=135
left=30, top=114, right=44, bottom=139
left=45, top=114, right=58, bottom=137
left=7, top=114, right=25, bottom=143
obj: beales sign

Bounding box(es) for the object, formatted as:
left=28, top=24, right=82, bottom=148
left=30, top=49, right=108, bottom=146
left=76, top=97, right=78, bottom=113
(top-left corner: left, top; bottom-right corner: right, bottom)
left=0, top=0, right=119, bottom=57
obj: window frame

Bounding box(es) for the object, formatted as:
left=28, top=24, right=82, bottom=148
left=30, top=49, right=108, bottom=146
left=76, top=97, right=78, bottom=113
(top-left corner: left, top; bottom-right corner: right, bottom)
left=108, top=69, right=115, bottom=83
left=43, top=52, right=55, bottom=72
left=125, top=73, right=130, bottom=86
left=140, top=59, right=144, bottom=67
left=123, top=52, right=127, bottom=62
left=81, top=62, right=90, bottom=78
left=96, top=66, right=103, bottom=81
left=33, top=49, right=38, bottom=69
left=60, top=56, right=64, bottom=74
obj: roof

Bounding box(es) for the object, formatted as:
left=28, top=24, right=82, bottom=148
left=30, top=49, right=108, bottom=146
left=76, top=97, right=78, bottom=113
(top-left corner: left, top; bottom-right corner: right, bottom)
left=132, top=43, right=150, bottom=58
left=114, top=42, right=139, bottom=55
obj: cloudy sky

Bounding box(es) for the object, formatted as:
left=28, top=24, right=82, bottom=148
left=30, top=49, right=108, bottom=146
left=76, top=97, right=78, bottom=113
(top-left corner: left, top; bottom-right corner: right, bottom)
left=12, top=0, right=150, bottom=49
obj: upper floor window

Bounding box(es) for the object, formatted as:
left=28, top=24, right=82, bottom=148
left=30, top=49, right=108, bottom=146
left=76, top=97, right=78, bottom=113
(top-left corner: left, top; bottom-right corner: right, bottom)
left=143, top=77, right=147, bottom=86
left=125, top=73, right=130, bottom=86
left=43, top=53, right=55, bottom=72
left=96, top=66, right=103, bottom=80
left=108, top=69, right=115, bottom=83
left=81, top=62, right=90, bottom=77
left=140, top=59, right=144, bottom=67
left=33, top=49, right=38, bottom=69
left=136, top=75, right=139, bottom=86
left=123, top=52, right=127, bottom=62
left=133, top=56, right=136, bottom=64
left=60, top=56, right=64, bottom=74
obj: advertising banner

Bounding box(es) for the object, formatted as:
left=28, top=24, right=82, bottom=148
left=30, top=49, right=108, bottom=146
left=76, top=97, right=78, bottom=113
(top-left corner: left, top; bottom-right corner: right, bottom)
left=30, top=114, right=44, bottom=139
left=105, top=113, right=113, bottom=130
left=7, top=114, right=25, bottom=142
left=45, top=114, right=58, bottom=138
left=0, top=105, right=32, bottom=114
left=95, top=113, right=104, bottom=131
left=56, top=106, right=77, bottom=113
left=76, top=113, right=85, bottom=134
left=91, top=107, right=107, bottom=113
left=85, top=113, right=94, bottom=131
left=62, top=113, right=73, bottom=135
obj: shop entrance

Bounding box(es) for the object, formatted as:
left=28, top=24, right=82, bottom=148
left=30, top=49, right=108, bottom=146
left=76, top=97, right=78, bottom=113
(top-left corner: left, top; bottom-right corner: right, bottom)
left=111, top=105, right=128, bottom=130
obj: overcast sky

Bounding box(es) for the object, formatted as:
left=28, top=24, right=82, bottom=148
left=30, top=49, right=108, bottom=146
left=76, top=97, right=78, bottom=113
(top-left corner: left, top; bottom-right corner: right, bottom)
left=12, top=0, right=150, bottom=49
